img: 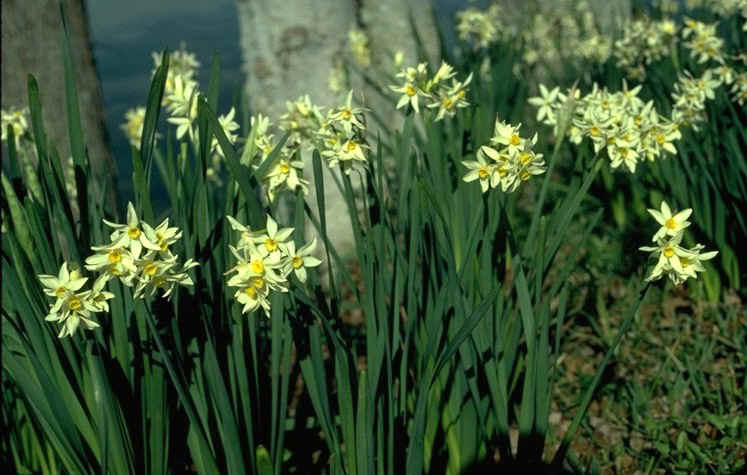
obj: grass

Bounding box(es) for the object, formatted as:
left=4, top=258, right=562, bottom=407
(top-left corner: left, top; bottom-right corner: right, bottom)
left=2, top=1, right=746, bottom=474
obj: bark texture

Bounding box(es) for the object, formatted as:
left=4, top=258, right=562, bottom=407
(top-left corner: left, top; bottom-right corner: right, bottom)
left=2, top=0, right=116, bottom=208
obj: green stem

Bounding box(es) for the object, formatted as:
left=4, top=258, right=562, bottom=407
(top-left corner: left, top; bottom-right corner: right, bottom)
left=523, top=128, right=566, bottom=257
left=142, top=303, right=220, bottom=473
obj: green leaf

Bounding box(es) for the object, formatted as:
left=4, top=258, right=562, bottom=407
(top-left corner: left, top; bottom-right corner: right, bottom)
left=256, top=446, right=273, bottom=475
left=2, top=174, right=37, bottom=269
left=140, top=50, right=169, bottom=192
left=27, top=74, right=48, bottom=162
left=59, top=4, right=86, bottom=170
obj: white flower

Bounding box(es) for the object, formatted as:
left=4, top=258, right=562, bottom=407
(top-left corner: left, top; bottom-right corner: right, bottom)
left=462, top=146, right=497, bottom=193
left=102, top=202, right=149, bottom=257
left=639, top=232, right=691, bottom=282
left=528, top=84, right=559, bottom=123
left=38, top=262, right=87, bottom=300
left=647, top=201, right=692, bottom=241
left=282, top=238, right=322, bottom=283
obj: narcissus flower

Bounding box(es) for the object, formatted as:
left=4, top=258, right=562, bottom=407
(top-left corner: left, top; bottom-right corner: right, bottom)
left=121, top=107, right=146, bottom=149
left=462, top=146, right=497, bottom=193
left=463, top=120, right=545, bottom=193
left=389, top=62, right=471, bottom=121
left=640, top=201, right=717, bottom=284
left=225, top=214, right=322, bottom=317
left=282, top=238, right=322, bottom=283
left=647, top=201, right=692, bottom=241
left=38, top=262, right=87, bottom=300
left=528, top=84, right=560, bottom=122
left=38, top=263, right=112, bottom=338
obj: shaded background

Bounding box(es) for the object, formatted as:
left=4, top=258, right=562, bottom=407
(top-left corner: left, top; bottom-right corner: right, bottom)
left=86, top=0, right=479, bottom=204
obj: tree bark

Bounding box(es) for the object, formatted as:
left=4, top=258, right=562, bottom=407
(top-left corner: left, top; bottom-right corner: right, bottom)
left=1, top=0, right=116, bottom=210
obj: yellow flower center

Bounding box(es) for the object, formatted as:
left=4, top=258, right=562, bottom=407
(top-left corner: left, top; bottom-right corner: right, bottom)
left=509, top=134, right=521, bottom=146
left=589, top=127, right=601, bottom=137
left=442, top=97, right=453, bottom=109
left=656, top=134, right=666, bottom=145
left=68, top=297, right=82, bottom=311
left=406, top=85, right=416, bottom=96
left=619, top=148, right=629, bottom=157
left=128, top=227, right=140, bottom=239
left=665, top=217, right=677, bottom=229
left=279, top=163, right=290, bottom=174
left=265, top=238, right=278, bottom=252
left=263, top=145, right=273, bottom=154
left=55, top=287, right=67, bottom=298
left=251, top=259, right=265, bottom=274
left=478, top=167, right=490, bottom=180
left=346, top=141, right=358, bottom=152
left=159, top=240, right=168, bottom=251
left=681, top=257, right=691, bottom=267
left=292, top=256, right=304, bottom=269
left=341, top=109, right=352, bottom=119
left=110, top=265, right=121, bottom=276
left=519, top=152, right=532, bottom=166
left=457, top=89, right=465, bottom=99
left=244, top=286, right=257, bottom=298
left=520, top=170, right=531, bottom=181
left=498, top=167, right=508, bottom=177
left=108, top=250, right=122, bottom=264
left=663, top=245, right=674, bottom=258
left=607, top=136, right=616, bottom=146
left=144, top=262, right=158, bottom=276
left=250, top=276, right=265, bottom=290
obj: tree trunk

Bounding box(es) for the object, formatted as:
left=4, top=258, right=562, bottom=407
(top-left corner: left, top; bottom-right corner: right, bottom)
left=1, top=0, right=116, bottom=210
left=236, top=0, right=439, bottom=256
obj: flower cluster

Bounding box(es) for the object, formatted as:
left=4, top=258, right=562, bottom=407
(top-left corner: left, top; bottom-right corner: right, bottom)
left=462, top=120, right=546, bottom=193
left=1, top=106, right=30, bottom=146
left=2, top=106, right=44, bottom=201
left=121, top=107, right=146, bottom=148
left=682, top=18, right=726, bottom=64
left=530, top=81, right=682, bottom=173
left=122, top=46, right=239, bottom=184
left=2, top=108, right=78, bottom=204
left=639, top=201, right=717, bottom=284
left=730, top=69, right=747, bottom=104
left=613, top=17, right=678, bottom=80
left=348, top=29, right=371, bottom=68
left=455, top=1, right=626, bottom=78
left=671, top=69, right=722, bottom=130
left=455, top=4, right=504, bottom=49
left=38, top=263, right=114, bottom=338
left=86, top=202, right=198, bottom=299
left=389, top=62, right=472, bottom=121
left=225, top=214, right=321, bottom=317
left=38, top=203, right=197, bottom=337
left=248, top=90, right=369, bottom=201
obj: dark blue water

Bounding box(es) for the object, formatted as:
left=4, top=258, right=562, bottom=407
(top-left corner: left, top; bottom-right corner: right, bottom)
left=88, top=0, right=242, bottom=207
left=87, top=0, right=478, bottom=207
